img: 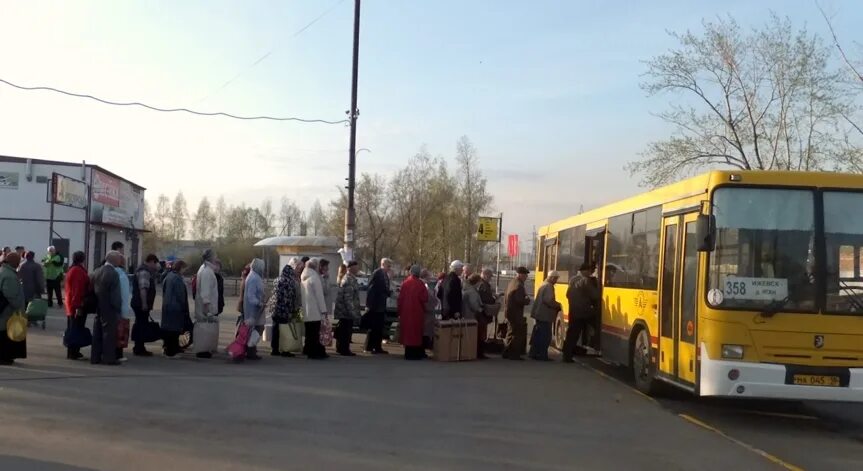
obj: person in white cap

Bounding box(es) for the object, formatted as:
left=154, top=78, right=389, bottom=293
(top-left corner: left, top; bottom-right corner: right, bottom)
left=529, top=270, right=562, bottom=361
left=440, top=260, right=464, bottom=320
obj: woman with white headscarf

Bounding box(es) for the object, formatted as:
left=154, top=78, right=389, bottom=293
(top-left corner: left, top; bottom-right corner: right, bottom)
left=301, top=257, right=328, bottom=359
left=242, top=258, right=267, bottom=360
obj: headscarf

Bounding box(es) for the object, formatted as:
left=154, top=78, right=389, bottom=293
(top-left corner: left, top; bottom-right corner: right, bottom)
left=202, top=249, right=215, bottom=262
left=273, top=263, right=299, bottom=321
left=250, top=258, right=265, bottom=276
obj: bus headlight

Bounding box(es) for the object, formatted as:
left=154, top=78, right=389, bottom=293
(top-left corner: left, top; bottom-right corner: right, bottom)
left=721, top=344, right=744, bottom=359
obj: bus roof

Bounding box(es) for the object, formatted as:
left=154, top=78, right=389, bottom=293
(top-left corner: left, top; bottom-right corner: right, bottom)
left=539, top=170, right=863, bottom=236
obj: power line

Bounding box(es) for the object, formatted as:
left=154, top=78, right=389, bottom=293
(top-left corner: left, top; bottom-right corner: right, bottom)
left=196, top=0, right=348, bottom=103
left=0, top=77, right=348, bottom=125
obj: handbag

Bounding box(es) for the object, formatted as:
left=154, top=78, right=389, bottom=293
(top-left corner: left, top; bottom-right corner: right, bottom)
left=6, top=312, right=27, bottom=342
left=247, top=329, right=261, bottom=348
left=116, top=319, right=130, bottom=348
left=320, top=315, right=333, bottom=347
left=132, top=317, right=163, bottom=343
left=63, top=324, right=93, bottom=349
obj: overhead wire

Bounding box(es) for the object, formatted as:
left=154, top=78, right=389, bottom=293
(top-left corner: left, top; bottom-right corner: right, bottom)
left=0, top=77, right=348, bottom=125
left=196, top=0, right=348, bottom=103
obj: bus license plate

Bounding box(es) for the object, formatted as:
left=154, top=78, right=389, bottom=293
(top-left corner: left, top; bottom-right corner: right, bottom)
left=792, top=375, right=840, bottom=387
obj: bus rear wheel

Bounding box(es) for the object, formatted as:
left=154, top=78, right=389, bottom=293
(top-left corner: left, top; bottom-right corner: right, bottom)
left=631, top=328, right=657, bottom=395
left=552, top=315, right=566, bottom=351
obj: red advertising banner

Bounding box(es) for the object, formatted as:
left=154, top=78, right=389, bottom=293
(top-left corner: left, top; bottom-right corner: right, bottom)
left=92, top=171, right=120, bottom=207
left=508, top=234, right=519, bottom=258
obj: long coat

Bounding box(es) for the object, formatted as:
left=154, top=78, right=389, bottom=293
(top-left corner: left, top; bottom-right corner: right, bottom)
left=301, top=269, right=327, bottom=323
left=17, top=260, right=44, bottom=303
left=161, top=271, right=189, bottom=333
left=92, top=264, right=122, bottom=321
left=531, top=281, right=561, bottom=323
left=398, top=275, right=429, bottom=347
left=440, top=272, right=463, bottom=319
left=334, top=273, right=361, bottom=321
left=0, top=264, right=24, bottom=329
left=462, top=284, right=483, bottom=320
left=366, top=268, right=391, bottom=313
left=504, top=278, right=529, bottom=322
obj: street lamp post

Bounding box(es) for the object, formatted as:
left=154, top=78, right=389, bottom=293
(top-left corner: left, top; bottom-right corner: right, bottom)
left=344, top=0, right=361, bottom=263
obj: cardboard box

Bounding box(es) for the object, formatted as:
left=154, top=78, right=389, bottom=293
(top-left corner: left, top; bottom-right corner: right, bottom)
left=434, top=319, right=478, bottom=361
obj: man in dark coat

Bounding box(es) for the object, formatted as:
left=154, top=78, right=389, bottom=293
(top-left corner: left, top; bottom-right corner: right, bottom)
left=131, top=254, right=159, bottom=356
left=562, top=262, right=601, bottom=362
left=364, top=257, right=393, bottom=354
left=17, top=251, right=44, bottom=307
left=502, top=266, right=531, bottom=360
left=91, top=251, right=123, bottom=366
left=440, top=260, right=465, bottom=320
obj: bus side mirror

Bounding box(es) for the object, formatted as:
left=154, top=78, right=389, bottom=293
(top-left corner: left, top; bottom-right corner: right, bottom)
left=696, top=214, right=716, bottom=252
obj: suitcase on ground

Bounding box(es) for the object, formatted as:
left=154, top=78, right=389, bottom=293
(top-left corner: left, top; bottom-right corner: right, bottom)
left=193, top=319, right=220, bottom=354
left=433, top=319, right=477, bottom=362
left=26, top=299, right=48, bottom=329
left=279, top=321, right=304, bottom=353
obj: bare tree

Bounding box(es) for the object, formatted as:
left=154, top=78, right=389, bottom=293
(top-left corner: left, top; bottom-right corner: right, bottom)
left=192, top=197, right=216, bottom=241
left=627, top=14, right=855, bottom=187
left=456, top=136, right=493, bottom=263
left=258, top=199, right=275, bottom=237
left=155, top=194, right=172, bottom=240
left=215, top=196, right=228, bottom=239
left=307, top=200, right=326, bottom=236
left=170, top=192, right=189, bottom=241
left=278, top=197, right=302, bottom=235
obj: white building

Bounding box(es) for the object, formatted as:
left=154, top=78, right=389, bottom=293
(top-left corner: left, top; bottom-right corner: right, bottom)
left=0, top=155, right=145, bottom=271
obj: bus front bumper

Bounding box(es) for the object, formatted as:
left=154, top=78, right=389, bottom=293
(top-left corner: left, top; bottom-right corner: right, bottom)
left=700, top=344, right=863, bottom=402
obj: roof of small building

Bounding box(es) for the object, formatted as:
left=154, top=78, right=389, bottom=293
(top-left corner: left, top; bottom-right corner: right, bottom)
left=254, top=235, right=341, bottom=249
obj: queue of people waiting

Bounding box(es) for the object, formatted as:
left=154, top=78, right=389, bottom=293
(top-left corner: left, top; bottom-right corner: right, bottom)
left=0, top=246, right=603, bottom=365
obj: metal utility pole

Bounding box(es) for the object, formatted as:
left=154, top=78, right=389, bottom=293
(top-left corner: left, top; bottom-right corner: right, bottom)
left=344, top=0, right=361, bottom=262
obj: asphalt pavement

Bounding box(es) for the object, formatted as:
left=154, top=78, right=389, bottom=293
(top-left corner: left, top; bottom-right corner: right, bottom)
left=0, top=307, right=861, bottom=470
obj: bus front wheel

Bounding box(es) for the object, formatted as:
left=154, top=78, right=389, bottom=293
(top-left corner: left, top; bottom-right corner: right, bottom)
left=631, top=328, right=657, bottom=395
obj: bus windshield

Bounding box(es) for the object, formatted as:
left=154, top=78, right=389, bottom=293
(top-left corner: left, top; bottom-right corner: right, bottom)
left=707, top=187, right=817, bottom=311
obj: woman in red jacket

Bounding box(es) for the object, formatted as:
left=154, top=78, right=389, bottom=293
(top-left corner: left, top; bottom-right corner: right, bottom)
left=64, top=251, right=89, bottom=360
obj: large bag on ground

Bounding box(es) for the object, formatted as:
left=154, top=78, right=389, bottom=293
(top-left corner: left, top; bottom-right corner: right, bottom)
left=25, top=299, right=48, bottom=322
left=227, top=324, right=250, bottom=360
left=64, top=324, right=92, bottom=349
left=132, top=317, right=163, bottom=343
left=193, top=318, right=219, bottom=354
left=6, top=312, right=27, bottom=342
left=279, top=321, right=304, bottom=353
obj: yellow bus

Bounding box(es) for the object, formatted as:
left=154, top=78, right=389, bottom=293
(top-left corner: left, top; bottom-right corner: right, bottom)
left=536, top=170, right=863, bottom=401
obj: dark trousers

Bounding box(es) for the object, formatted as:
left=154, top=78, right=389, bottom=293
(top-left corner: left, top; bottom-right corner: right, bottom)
left=133, top=308, right=151, bottom=352
left=91, top=313, right=118, bottom=364
left=46, top=279, right=63, bottom=307
left=163, top=331, right=181, bottom=356
left=303, top=321, right=326, bottom=358
left=363, top=311, right=386, bottom=352
left=477, top=316, right=489, bottom=357
left=66, top=315, right=87, bottom=358
left=529, top=320, right=552, bottom=360
left=335, top=318, right=354, bottom=353
left=503, top=317, right=527, bottom=359
left=270, top=322, right=282, bottom=353
left=562, top=318, right=590, bottom=360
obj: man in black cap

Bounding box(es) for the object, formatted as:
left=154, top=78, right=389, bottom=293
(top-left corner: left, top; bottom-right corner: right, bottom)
left=562, top=262, right=601, bottom=363
left=502, top=266, right=531, bottom=360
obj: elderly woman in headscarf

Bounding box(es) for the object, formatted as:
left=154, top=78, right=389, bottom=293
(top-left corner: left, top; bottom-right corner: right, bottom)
left=270, top=257, right=302, bottom=357
left=398, top=265, right=430, bottom=360
left=194, top=249, right=220, bottom=359
left=301, top=257, right=329, bottom=359
left=334, top=260, right=361, bottom=356
left=242, top=258, right=267, bottom=360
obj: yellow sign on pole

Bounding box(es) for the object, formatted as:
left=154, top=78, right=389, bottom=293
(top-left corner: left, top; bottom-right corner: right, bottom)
left=477, top=216, right=500, bottom=242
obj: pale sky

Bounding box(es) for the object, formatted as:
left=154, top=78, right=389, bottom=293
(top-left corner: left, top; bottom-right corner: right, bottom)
left=2, top=0, right=862, bottom=242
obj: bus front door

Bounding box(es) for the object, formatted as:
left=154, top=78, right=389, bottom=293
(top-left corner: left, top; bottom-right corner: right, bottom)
left=658, top=213, right=699, bottom=386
